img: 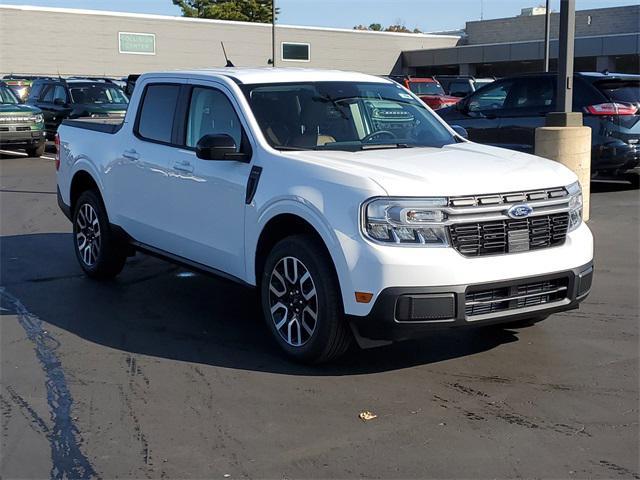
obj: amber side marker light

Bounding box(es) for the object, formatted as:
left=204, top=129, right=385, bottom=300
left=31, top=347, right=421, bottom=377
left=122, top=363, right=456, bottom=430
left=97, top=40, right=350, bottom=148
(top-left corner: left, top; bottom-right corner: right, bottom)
left=355, top=292, right=374, bottom=304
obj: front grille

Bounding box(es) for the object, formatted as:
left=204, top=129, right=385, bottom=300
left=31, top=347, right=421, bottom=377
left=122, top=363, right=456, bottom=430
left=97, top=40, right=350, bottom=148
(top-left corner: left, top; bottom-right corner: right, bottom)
left=465, top=277, right=569, bottom=317
left=0, top=116, right=36, bottom=124
left=449, top=213, right=569, bottom=257
left=449, top=187, right=567, bottom=207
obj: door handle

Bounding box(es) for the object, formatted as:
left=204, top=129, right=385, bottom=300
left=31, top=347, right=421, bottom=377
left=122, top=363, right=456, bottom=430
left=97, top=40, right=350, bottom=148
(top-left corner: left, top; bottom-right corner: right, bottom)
left=122, top=149, right=139, bottom=161
left=173, top=160, right=193, bottom=173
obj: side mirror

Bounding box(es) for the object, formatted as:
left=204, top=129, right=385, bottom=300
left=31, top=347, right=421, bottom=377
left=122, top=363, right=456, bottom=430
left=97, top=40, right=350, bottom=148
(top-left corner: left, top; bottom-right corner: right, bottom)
left=54, top=98, right=67, bottom=106
left=451, top=125, right=468, bottom=139
left=196, top=133, right=247, bottom=161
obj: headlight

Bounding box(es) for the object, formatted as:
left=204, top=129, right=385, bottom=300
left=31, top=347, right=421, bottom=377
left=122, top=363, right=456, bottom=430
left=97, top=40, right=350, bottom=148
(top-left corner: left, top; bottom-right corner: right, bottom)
left=34, top=113, right=43, bottom=124
left=362, top=197, right=449, bottom=246
left=566, top=181, right=583, bottom=232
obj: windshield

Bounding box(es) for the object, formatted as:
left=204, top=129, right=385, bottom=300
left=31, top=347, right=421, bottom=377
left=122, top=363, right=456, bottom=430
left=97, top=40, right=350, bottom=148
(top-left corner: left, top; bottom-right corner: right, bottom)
left=68, top=84, right=129, bottom=105
left=408, top=81, right=445, bottom=96
left=0, top=86, right=19, bottom=104
left=595, top=80, right=640, bottom=104
left=242, top=81, right=456, bottom=152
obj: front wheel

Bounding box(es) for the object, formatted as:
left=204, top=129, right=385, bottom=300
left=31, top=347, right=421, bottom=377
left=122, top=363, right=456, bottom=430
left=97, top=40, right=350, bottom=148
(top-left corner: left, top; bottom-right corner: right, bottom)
left=73, top=190, right=127, bottom=279
left=260, top=235, right=352, bottom=364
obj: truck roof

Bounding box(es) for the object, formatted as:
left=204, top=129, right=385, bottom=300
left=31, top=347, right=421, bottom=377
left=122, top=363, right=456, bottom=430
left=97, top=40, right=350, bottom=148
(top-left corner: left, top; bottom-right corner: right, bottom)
left=140, top=68, right=392, bottom=85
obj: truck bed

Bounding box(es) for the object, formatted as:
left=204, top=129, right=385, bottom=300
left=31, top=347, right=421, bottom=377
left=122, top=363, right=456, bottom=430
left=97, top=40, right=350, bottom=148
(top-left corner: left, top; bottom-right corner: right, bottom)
left=61, top=117, right=124, bottom=134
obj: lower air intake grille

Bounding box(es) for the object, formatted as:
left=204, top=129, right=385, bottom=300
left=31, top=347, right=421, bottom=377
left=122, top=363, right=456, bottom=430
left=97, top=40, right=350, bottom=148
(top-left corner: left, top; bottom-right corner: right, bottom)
left=465, top=277, right=569, bottom=317
left=449, top=213, right=569, bottom=257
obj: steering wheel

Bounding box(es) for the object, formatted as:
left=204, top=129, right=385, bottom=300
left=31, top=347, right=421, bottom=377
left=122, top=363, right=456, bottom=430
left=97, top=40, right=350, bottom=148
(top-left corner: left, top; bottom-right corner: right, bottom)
left=361, top=130, right=397, bottom=143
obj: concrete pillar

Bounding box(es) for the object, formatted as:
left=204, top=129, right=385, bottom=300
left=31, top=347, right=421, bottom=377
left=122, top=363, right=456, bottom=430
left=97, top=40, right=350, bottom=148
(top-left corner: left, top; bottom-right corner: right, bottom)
left=596, top=55, right=615, bottom=72
left=459, top=63, right=476, bottom=76
left=535, top=126, right=592, bottom=221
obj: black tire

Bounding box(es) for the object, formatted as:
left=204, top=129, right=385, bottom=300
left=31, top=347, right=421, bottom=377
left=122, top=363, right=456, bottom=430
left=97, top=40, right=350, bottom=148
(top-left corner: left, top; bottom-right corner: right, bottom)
left=73, top=190, right=127, bottom=279
left=26, top=143, right=45, bottom=157
left=628, top=173, right=639, bottom=189
left=260, top=234, right=352, bottom=364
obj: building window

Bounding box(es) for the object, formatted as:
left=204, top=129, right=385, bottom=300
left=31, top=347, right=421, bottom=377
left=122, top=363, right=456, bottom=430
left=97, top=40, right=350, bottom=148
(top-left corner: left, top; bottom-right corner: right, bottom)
left=281, top=42, right=310, bottom=62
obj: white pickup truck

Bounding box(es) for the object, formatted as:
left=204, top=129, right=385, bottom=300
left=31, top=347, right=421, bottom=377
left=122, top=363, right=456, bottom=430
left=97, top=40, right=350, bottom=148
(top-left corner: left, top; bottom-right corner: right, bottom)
left=56, top=68, right=594, bottom=363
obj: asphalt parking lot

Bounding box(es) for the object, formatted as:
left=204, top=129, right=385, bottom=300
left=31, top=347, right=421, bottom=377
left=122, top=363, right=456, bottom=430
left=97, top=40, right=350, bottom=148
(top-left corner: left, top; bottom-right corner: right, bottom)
left=1, top=149, right=638, bottom=479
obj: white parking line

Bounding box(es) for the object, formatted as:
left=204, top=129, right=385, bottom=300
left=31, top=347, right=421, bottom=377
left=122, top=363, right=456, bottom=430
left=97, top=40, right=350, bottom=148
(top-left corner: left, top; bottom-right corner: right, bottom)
left=41, top=156, right=56, bottom=161
left=0, top=150, right=27, bottom=156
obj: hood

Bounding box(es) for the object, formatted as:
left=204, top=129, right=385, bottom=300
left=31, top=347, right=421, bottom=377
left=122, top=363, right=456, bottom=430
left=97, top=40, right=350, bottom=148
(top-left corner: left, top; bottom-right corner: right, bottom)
left=283, top=142, right=577, bottom=197
left=0, top=103, right=41, bottom=114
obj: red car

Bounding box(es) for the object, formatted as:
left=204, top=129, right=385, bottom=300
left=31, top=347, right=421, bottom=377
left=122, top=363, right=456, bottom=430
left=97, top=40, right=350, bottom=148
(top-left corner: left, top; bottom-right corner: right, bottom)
left=397, top=77, right=461, bottom=110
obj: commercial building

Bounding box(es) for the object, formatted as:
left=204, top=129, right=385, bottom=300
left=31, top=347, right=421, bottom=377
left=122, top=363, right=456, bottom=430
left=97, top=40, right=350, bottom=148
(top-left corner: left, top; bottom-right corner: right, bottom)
left=0, top=5, right=458, bottom=77
left=403, top=5, right=640, bottom=77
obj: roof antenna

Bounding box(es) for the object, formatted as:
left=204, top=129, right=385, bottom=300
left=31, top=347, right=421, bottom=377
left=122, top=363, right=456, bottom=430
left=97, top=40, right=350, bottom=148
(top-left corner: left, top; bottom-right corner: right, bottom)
left=221, top=42, right=234, bottom=67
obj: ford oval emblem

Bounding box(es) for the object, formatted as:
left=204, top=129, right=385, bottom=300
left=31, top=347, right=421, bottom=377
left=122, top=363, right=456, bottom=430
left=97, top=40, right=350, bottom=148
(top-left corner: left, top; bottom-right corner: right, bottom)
left=507, top=204, right=533, bottom=219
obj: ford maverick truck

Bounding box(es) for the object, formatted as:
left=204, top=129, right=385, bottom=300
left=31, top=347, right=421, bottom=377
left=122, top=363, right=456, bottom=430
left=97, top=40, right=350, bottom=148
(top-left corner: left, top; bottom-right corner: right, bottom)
left=56, top=68, right=594, bottom=363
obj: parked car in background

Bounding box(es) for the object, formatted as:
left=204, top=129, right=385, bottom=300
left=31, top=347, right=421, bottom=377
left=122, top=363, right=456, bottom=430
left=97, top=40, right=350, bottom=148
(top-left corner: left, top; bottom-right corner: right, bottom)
left=67, top=76, right=127, bottom=89
left=436, top=75, right=496, bottom=98
left=2, top=75, right=51, bottom=102
left=438, top=72, right=640, bottom=186
left=388, top=75, right=461, bottom=110
left=0, top=81, right=46, bottom=156
left=56, top=68, right=593, bottom=363
left=27, top=78, right=128, bottom=138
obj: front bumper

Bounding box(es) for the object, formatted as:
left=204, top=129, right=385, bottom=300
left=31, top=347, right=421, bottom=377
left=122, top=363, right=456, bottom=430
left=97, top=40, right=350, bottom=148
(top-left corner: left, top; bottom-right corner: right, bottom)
left=0, top=129, right=46, bottom=147
left=592, top=141, right=640, bottom=173
left=348, top=261, right=593, bottom=342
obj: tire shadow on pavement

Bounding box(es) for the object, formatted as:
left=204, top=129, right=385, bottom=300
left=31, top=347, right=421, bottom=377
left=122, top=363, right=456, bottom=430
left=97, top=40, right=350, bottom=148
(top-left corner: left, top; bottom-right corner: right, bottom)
left=1, top=232, right=519, bottom=376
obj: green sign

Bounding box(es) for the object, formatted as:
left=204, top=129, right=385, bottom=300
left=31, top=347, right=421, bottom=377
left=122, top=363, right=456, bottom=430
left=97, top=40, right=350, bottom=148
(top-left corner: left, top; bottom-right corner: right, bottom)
left=119, top=32, right=155, bottom=55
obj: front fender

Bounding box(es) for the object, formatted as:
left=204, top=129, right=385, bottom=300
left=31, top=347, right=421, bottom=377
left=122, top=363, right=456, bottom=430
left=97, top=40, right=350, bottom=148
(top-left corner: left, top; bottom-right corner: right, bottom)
left=245, top=195, right=355, bottom=312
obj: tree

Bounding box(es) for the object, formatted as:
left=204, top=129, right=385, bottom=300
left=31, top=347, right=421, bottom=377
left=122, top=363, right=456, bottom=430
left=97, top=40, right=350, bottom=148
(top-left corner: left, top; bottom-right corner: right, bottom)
left=172, top=0, right=277, bottom=23
left=385, top=24, right=412, bottom=33
left=352, top=22, right=423, bottom=33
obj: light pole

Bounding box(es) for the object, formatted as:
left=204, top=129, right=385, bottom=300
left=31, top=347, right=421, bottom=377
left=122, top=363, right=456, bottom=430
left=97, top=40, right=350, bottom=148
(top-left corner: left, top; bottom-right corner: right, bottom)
left=556, top=0, right=575, bottom=113
left=271, top=0, right=276, bottom=67
left=536, top=0, right=591, bottom=221
left=543, top=0, right=551, bottom=72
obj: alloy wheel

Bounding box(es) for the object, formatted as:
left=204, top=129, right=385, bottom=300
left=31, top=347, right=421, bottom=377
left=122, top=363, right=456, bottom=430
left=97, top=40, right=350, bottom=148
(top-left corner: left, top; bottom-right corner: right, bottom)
left=75, top=203, right=101, bottom=266
left=268, top=256, right=319, bottom=347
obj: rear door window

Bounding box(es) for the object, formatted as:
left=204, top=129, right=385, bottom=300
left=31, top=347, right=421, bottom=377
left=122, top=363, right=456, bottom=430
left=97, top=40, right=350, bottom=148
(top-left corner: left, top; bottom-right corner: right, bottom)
left=467, top=80, right=514, bottom=115
left=136, top=84, right=181, bottom=144
left=502, top=77, right=555, bottom=115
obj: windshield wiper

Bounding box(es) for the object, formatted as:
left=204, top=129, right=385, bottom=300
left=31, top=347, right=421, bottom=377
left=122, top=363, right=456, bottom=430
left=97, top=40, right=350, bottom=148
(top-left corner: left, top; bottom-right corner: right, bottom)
left=273, top=146, right=312, bottom=151
left=359, top=143, right=414, bottom=150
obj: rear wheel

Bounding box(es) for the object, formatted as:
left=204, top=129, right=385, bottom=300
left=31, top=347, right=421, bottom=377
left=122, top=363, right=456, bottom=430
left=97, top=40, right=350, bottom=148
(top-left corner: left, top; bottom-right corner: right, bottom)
left=627, top=172, right=639, bottom=189
left=73, top=190, right=127, bottom=279
left=260, top=234, right=352, bottom=363
left=26, top=143, right=45, bottom=157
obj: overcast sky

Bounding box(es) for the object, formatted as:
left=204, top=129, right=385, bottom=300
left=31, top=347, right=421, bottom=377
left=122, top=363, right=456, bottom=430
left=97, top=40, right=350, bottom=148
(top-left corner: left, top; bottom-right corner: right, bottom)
left=0, top=0, right=636, bottom=31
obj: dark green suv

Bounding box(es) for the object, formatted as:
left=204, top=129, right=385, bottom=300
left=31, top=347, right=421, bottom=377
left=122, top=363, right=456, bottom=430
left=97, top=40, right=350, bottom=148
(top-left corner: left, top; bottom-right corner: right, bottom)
left=27, top=78, right=128, bottom=138
left=0, top=81, right=46, bottom=156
